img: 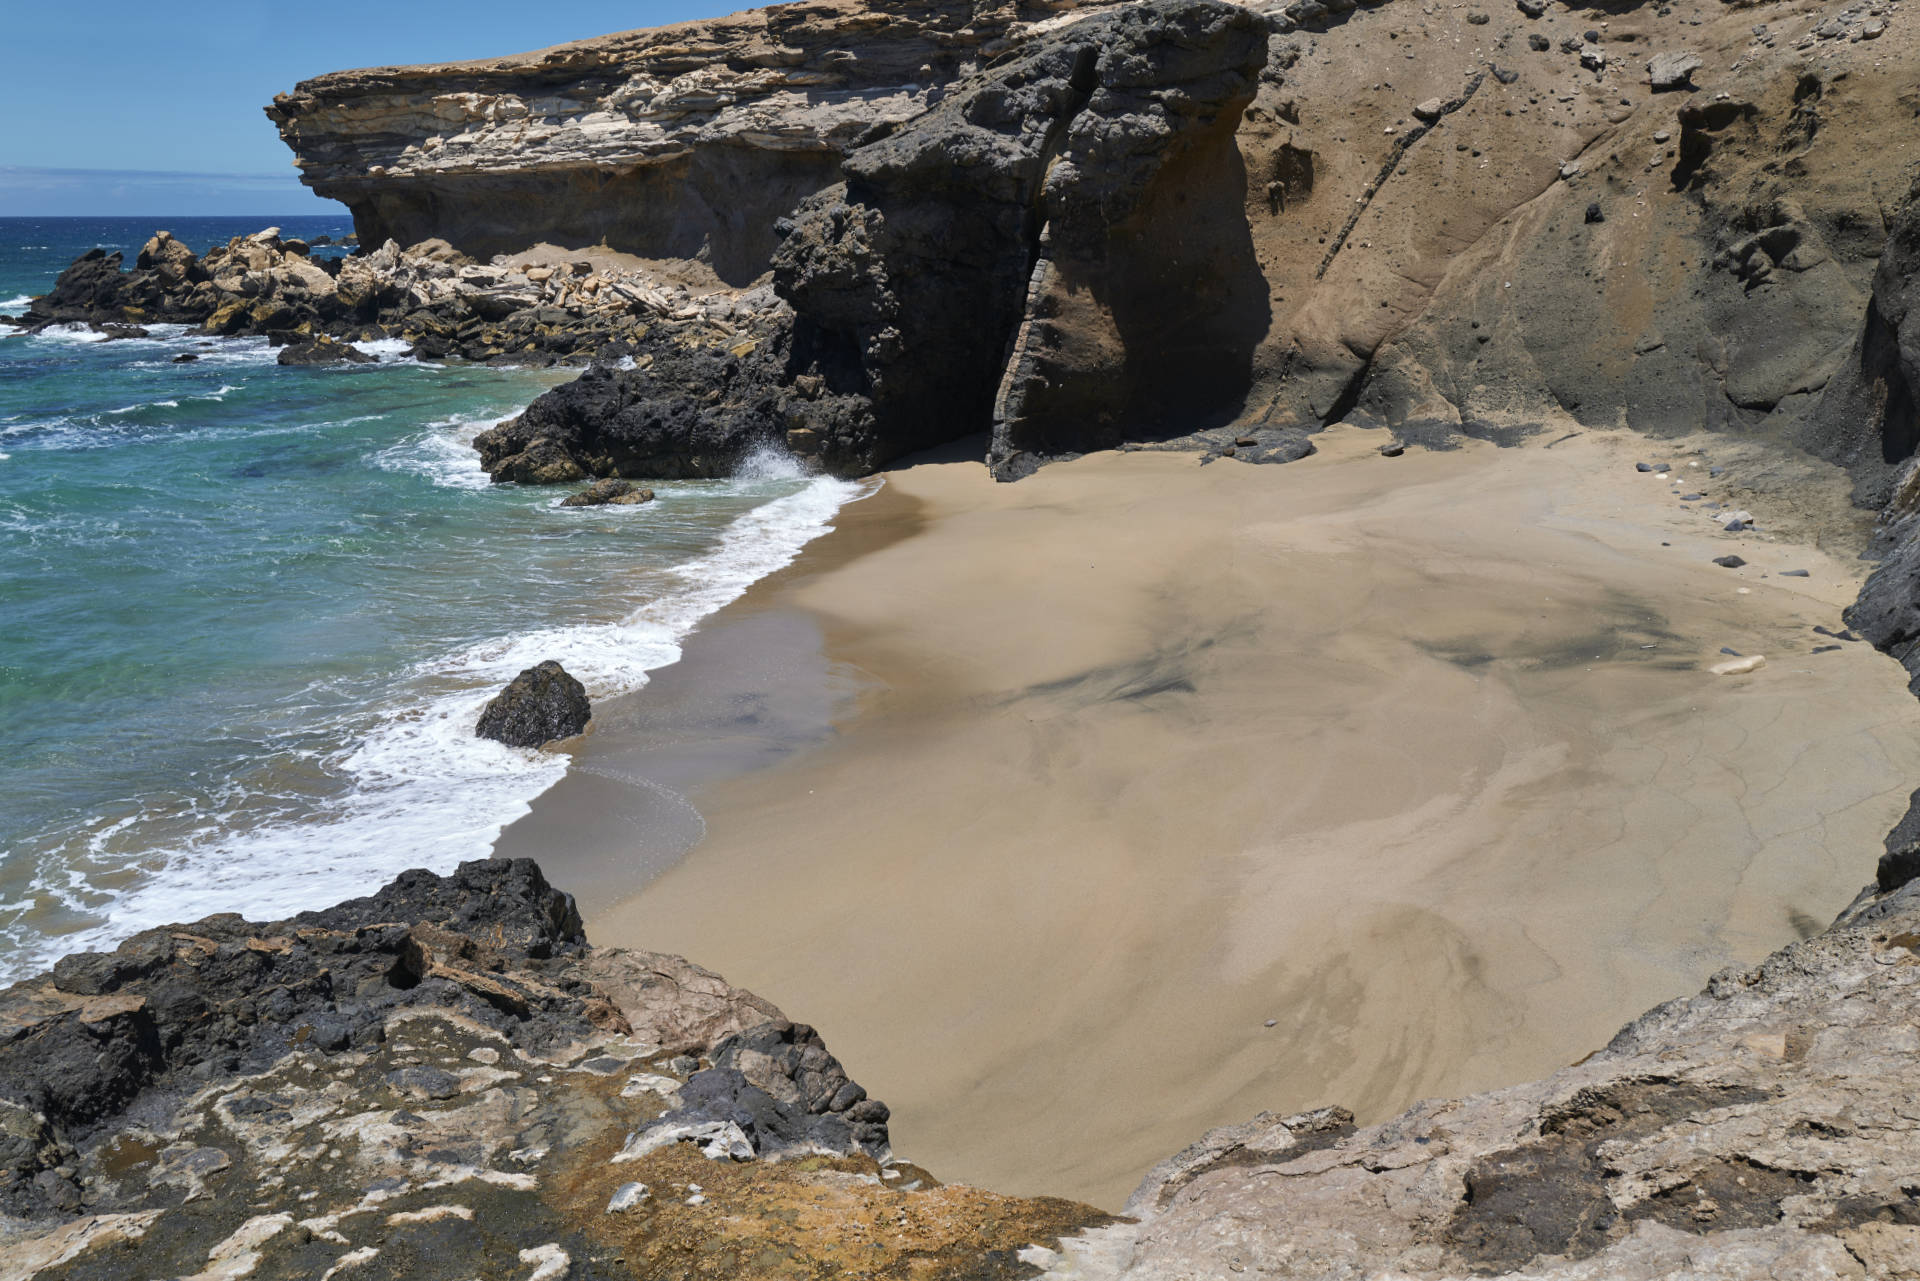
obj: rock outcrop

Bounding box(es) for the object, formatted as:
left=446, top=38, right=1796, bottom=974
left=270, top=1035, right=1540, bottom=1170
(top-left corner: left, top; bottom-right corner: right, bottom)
left=475, top=661, right=592, bottom=747
left=4, top=228, right=778, bottom=370
left=0, top=859, right=1112, bottom=1280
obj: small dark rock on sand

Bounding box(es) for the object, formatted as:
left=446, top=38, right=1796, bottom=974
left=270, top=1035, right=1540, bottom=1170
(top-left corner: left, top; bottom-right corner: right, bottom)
left=476, top=660, right=591, bottom=748
left=1713, top=555, right=1747, bottom=568
left=1380, top=443, right=1406, bottom=457
left=1780, top=569, right=1810, bottom=577
left=560, top=478, right=655, bottom=507
left=1585, top=203, right=1605, bottom=224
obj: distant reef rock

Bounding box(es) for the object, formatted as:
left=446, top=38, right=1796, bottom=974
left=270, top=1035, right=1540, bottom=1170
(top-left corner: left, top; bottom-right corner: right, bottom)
left=5, top=228, right=770, bottom=370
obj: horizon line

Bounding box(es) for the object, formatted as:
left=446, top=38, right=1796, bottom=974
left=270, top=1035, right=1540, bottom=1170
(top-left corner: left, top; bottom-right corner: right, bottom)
left=1, top=165, right=306, bottom=183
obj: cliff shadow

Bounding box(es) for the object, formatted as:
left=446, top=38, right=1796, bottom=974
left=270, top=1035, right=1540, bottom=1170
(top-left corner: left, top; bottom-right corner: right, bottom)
left=992, top=114, right=1273, bottom=463
left=348, top=148, right=845, bottom=286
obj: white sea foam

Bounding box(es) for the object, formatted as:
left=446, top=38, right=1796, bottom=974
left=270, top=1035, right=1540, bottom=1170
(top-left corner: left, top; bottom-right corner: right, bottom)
left=1, top=294, right=31, bottom=311
left=373, top=414, right=505, bottom=490
left=3, top=470, right=877, bottom=973
left=350, top=336, right=416, bottom=360
left=33, top=322, right=110, bottom=344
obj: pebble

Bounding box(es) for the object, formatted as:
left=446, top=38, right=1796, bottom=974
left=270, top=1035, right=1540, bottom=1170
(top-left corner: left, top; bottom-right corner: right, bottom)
left=1713, top=555, right=1747, bottom=568
left=1813, top=645, right=1843, bottom=654
left=607, top=1182, right=650, bottom=1213
left=1636, top=462, right=1654, bottom=472
left=519, top=1244, right=572, bottom=1281
left=1710, top=654, right=1767, bottom=675
left=1264, top=1019, right=1278, bottom=1028
left=687, top=1193, right=708, bottom=1206
left=1780, top=569, right=1810, bottom=577
left=1709, top=466, right=1725, bottom=477
left=1380, top=443, right=1406, bottom=457
left=1681, top=493, right=1704, bottom=501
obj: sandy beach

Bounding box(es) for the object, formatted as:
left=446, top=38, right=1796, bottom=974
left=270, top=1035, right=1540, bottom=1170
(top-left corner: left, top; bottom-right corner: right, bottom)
left=560, top=427, right=1920, bottom=1210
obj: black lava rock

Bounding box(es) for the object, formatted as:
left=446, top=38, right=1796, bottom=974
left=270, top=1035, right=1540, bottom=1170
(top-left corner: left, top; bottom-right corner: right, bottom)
left=560, top=478, right=655, bottom=507
left=475, top=661, right=591, bottom=748
left=277, top=335, right=374, bottom=366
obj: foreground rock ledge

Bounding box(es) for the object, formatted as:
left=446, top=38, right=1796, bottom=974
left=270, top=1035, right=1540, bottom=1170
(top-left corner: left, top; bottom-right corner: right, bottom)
left=9, top=854, right=1920, bottom=1278
left=0, top=859, right=1112, bottom=1280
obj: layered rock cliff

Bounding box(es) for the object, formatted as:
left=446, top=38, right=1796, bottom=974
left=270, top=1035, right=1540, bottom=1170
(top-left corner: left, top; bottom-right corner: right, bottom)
left=269, top=0, right=1919, bottom=488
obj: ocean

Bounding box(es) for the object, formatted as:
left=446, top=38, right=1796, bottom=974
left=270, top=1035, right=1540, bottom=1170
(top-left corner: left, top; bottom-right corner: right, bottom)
left=0, top=216, right=866, bottom=981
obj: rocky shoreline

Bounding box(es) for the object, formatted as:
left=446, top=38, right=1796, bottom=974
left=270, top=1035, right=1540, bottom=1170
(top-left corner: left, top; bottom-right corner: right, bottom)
left=1, top=229, right=781, bottom=373
left=0, top=859, right=1112, bottom=1279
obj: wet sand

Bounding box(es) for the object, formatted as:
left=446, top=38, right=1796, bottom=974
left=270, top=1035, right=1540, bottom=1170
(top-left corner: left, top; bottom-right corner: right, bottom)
left=571, top=427, right=1920, bottom=1210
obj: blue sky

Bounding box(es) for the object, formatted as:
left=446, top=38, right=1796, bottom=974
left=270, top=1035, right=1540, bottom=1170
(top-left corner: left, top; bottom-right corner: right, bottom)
left=1, top=1, right=736, bottom=215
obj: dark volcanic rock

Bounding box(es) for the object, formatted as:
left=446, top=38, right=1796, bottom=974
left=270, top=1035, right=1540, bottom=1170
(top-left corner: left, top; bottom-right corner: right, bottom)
left=0, top=861, right=954, bottom=1279
left=277, top=333, right=375, bottom=365
left=475, top=660, right=592, bottom=747
left=474, top=319, right=804, bottom=481
left=1814, top=176, right=1920, bottom=513
left=560, top=477, right=654, bottom=506
left=772, top=0, right=1272, bottom=480
left=31, top=249, right=133, bottom=320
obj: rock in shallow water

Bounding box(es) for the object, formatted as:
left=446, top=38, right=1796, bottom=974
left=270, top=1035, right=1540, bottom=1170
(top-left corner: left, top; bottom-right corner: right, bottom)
left=561, top=478, right=655, bottom=507
left=276, top=334, right=372, bottom=366
left=475, top=660, right=591, bottom=747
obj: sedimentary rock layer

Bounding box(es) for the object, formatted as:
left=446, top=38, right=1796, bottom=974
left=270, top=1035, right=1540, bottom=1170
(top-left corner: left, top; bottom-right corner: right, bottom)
left=264, top=0, right=1129, bottom=282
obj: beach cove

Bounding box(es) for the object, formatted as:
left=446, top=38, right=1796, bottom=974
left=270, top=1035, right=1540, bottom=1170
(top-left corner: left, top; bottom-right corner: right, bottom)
left=531, top=427, right=1920, bottom=1209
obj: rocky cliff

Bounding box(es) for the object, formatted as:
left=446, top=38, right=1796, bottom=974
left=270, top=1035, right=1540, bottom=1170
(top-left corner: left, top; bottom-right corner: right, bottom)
left=267, top=0, right=1919, bottom=486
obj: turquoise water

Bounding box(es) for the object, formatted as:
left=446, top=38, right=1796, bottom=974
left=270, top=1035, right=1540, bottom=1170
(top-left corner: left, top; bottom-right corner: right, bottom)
left=0, top=218, right=863, bottom=979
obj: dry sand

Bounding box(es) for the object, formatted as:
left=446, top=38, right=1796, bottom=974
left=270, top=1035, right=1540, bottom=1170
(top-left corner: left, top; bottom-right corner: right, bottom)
left=584, top=426, right=1920, bottom=1210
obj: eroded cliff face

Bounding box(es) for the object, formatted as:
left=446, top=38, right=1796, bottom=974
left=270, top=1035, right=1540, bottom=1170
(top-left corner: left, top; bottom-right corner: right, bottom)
left=271, top=0, right=1920, bottom=489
